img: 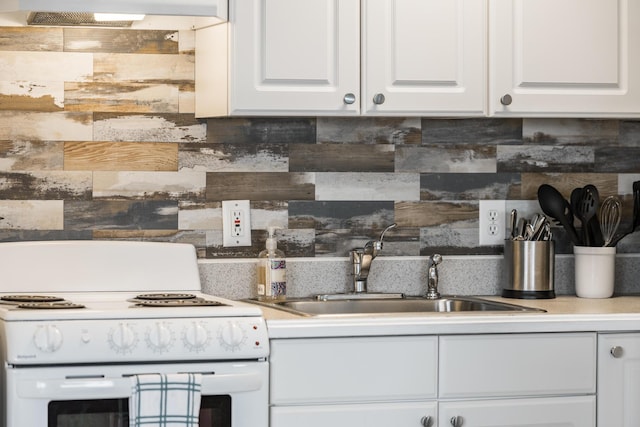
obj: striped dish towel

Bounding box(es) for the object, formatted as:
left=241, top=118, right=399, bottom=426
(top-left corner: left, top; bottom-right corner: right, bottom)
left=129, top=373, right=202, bottom=427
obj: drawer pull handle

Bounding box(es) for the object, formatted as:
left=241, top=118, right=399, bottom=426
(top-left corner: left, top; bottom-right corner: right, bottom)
left=450, top=416, right=463, bottom=427
left=611, top=346, right=624, bottom=358
left=420, top=415, right=432, bottom=427
left=373, top=93, right=386, bottom=105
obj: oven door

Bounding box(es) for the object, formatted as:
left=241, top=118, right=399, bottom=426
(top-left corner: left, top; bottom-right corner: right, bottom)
left=4, top=361, right=268, bottom=427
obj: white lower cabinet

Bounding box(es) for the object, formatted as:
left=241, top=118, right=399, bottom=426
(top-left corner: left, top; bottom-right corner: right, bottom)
left=439, top=396, right=595, bottom=427
left=272, top=401, right=437, bottom=427
left=269, top=332, right=597, bottom=427
left=598, top=333, right=640, bottom=427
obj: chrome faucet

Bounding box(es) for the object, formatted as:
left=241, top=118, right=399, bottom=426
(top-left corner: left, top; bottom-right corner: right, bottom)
left=349, top=223, right=397, bottom=293
left=425, top=254, right=442, bottom=300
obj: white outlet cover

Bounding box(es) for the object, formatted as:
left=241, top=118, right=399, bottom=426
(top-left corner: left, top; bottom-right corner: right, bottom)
left=479, top=200, right=506, bottom=246
left=222, top=200, right=252, bottom=247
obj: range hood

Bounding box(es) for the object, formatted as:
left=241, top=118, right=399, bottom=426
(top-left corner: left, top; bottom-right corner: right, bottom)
left=0, top=0, right=228, bottom=19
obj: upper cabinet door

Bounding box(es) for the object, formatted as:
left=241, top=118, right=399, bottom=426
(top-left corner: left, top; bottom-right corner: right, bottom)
left=363, top=0, right=487, bottom=116
left=490, top=0, right=640, bottom=117
left=229, top=0, right=360, bottom=116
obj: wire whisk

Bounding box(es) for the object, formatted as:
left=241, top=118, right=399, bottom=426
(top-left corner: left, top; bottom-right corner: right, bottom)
left=600, top=196, right=621, bottom=247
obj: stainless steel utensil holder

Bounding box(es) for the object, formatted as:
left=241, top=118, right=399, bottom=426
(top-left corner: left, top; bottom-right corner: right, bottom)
left=503, top=240, right=555, bottom=299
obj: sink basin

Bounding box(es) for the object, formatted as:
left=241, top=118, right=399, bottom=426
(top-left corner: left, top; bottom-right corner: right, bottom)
left=250, top=296, right=545, bottom=317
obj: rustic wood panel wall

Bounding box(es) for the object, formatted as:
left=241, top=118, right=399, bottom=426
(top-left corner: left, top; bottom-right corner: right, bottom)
left=1, top=26, right=640, bottom=258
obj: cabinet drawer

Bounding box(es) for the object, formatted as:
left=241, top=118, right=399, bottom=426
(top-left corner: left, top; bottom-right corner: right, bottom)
left=270, top=336, right=437, bottom=404
left=271, top=401, right=437, bottom=427
left=439, top=332, right=596, bottom=398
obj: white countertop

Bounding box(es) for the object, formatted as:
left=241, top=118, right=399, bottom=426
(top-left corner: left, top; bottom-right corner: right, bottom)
left=258, top=296, right=640, bottom=338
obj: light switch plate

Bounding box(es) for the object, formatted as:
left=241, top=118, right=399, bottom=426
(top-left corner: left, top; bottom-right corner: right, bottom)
left=222, top=200, right=251, bottom=247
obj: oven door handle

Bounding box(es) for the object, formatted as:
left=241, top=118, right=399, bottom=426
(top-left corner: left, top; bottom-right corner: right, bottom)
left=17, top=371, right=266, bottom=399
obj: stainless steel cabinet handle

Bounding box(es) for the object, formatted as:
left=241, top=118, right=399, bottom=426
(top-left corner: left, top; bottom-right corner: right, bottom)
left=420, top=416, right=432, bottom=427
left=343, top=93, right=356, bottom=105
left=373, top=93, right=386, bottom=105
left=500, top=94, right=513, bottom=106
left=611, top=346, right=624, bottom=358
left=450, top=416, right=463, bottom=427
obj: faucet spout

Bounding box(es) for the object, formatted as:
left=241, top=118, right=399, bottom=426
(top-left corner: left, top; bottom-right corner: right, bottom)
left=350, top=223, right=397, bottom=293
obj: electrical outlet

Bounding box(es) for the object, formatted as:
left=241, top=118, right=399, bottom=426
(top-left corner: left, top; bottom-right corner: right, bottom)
left=222, top=200, right=251, bottom=247
left=479, top=200, right=506, bottom=246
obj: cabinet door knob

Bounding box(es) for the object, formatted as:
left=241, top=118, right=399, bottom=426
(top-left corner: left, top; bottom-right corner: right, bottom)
left=450, top=416, right=463, bottom=427
left=373, top=93, right=386, bottom=105
left=420, top=416, right=432, bottom=427
left=343, top=93, right=356, bottom=105
left=500, top=94, right=513, bottom=106
left=611, top=346, right=624, bottom=358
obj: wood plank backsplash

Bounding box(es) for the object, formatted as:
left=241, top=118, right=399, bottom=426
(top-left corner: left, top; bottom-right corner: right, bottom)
left=1, top=26, right=640, bottom=258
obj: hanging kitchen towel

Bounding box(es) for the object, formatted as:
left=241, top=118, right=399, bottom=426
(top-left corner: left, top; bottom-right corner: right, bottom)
left=129, top=373, right=202, bottom=427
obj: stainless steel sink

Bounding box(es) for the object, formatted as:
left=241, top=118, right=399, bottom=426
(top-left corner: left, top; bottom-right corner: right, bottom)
left=250, top=296, right=545, bottom=317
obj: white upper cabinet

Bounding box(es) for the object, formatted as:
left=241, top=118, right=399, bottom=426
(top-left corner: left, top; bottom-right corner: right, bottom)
left=490, top=0, right=640, bottom=117
left=196, top=0, right=485, bottom=117
left=363, top=0, right=486, bottom=116
left=228, top=0, right=360, bottom=116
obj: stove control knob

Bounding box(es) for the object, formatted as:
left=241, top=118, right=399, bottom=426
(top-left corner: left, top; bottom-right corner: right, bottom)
left=145, top=322, right=174, bottom=352
left=183, top=322, right=211, bottom=352
left=33, top=325, right=63, bottom=353
left=108, top=323, right=138, bottom=353
left=218, top=321, right=247, bottom=351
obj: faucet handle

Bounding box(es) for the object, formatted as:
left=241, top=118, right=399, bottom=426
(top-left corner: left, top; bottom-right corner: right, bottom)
left=379, top=223, right=397, bottom=242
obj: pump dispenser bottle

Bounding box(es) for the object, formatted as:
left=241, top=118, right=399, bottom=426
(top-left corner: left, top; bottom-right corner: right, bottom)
left=257, top=226, right=286, bottom=301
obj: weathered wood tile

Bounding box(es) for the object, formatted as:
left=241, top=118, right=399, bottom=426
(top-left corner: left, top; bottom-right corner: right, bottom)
left=0, top=200, right=64, bottom=230
left=248, top=200, right=289, bottom=230
left=64, top=200, right=178, bottom=230
left=497, top=145, right=594, bottom=172
left=64, top=29, right=179, bottom=54
left=288, top=201, right=395, bottom=231
left=0, top=51, right=92, bottom=82
left=93, top=52, right=193, bottom=82
left=206, top=172, right=314, bottom=201
left=0, top=111, right=92, bottom=141
left=315, top=172, right=420, bottom=201
left=289, top=143, right=394, bottom=172
left=422, top=118, right=522, bottom=145
left=520, top=173, right=618, bottom=200
left=65, top=141, right=178, bottom=171
left=420, top=173, right=521, bottom=200
left=0, top=81, right=64, bottom=111
left=0, top=230, right=92, bottom=242
left=0, top=140, right=63, bottom=171
left=620, top=120, right=640, bottom=146
left=64, top=82, right=179, bottom=113
left=0, top=27, right=63, bottom=51
left=313, top=226, right=419, bottom=257
left=178, top=201, right=222, bottom=230
left=396, top=145, right=497, bottom=173
left=523, top=118, right=619, bottom=144
left=0, top=171, right=91, bottom=199
left=395, top=201, right=477, bottom=228
left=594, top=147, right=640, bottom=173
left=420, top=226, right=498, bottom=256
left=178, top=30, right=195, bottom=54
left=93, top=171, right=205, bottom=200
left=91, top=230, right=205, bottom=252
left=317, top=117, right=421, bottom=144
left=179, top=143, right=288, bottom=172
left=207, top=118, right=316, bottom=144
left=93, top=113, right=206, bottom=142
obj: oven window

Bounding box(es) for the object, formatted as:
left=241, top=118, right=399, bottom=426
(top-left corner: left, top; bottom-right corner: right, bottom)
left=49, top=396, right=231, bottom=427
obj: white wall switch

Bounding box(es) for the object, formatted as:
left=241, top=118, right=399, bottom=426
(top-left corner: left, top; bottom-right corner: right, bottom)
left=479, top=200, right=506, bottom=246
left=222, top=200, right=252, bottom=247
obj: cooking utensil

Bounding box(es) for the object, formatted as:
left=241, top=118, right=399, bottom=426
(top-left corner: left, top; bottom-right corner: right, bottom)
left=510, top=209, right=518, bottom=239
left=570, top=187, right=584, bottom=243
left=600, top=196, right=621, bottom=247
left=583, top=184, right=604, bottom=246
left=537, top=184, right=582, bottom=245
left=633, top=181, right=640, bottom=232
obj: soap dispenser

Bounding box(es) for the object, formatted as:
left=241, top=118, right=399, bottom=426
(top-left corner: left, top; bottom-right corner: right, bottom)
left=257, top=227, right=286, bottom=301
